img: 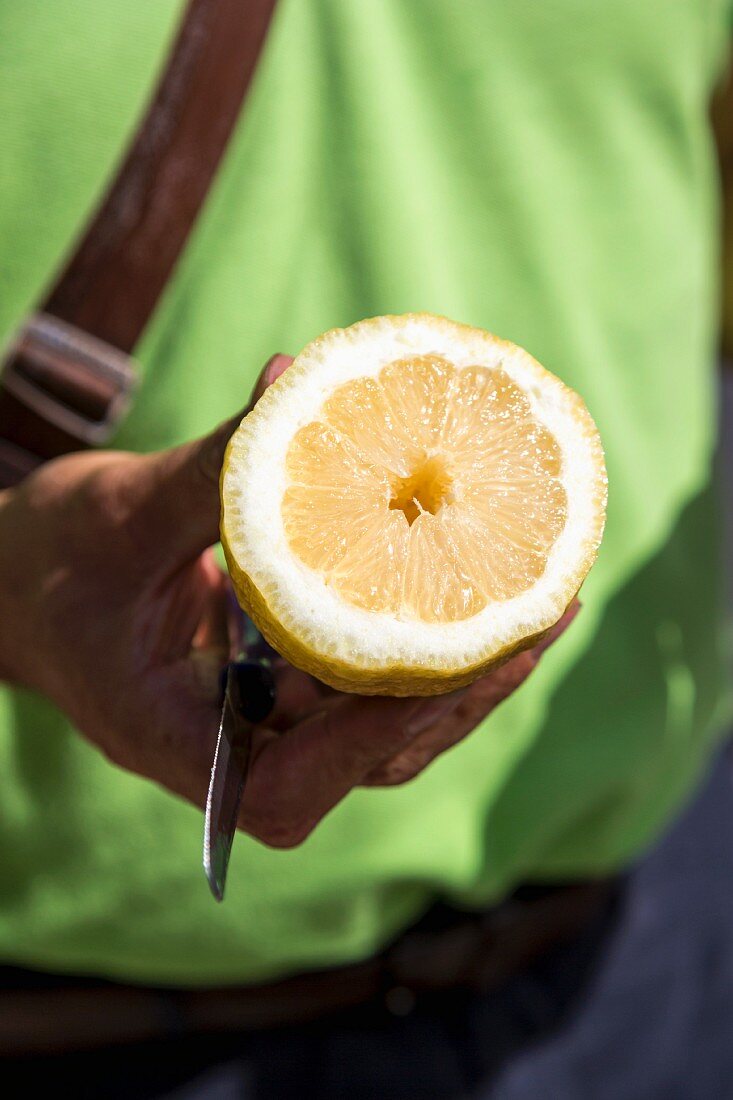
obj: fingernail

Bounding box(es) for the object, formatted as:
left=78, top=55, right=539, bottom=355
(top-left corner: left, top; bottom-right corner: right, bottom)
left=264, top=355, right=282, bottom=382
left=264, top=353, right=290, bottom=385
left=405, top=690, right=467, bottom=737
left=203, top=411, right=247, bottom=474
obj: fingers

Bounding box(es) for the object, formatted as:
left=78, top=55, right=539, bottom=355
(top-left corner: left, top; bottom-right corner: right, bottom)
left=265, top=662, right=335, bottom=731
left=115, top=599, right=580, bottom=853
left=132, top=354, right=294, bottom=567
left=248, top=353, right=293, bottom=406
left=93, top=660, right=222, bottom=817
left=189, top=551, right=232, bottom=655
left=189, top=354, right=293, bottom=493
left=145, top=549, right=229, bottom=665
left=237, top=689, right=466, bottom=847
left=363, top=599, right=581, bottom=787
left=532, top=597, right=580, bottom=655
left=237, top=601, right=581, bottom=843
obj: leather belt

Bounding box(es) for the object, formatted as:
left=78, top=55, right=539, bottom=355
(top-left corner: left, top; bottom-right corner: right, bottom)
left=0, top=879, right=620, bottom=1056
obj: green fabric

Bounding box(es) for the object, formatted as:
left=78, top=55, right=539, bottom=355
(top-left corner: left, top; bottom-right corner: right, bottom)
left=0, top=0, right=731, bottom=985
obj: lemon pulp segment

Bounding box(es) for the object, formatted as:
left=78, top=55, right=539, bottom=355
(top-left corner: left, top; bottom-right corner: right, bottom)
left=282, top=354, right=567, bottom=623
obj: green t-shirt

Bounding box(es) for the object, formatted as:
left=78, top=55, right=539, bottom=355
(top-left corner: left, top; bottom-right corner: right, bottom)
left=0, top=0, right=731, bottom=985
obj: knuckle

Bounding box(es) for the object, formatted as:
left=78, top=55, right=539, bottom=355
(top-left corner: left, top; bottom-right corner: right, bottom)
left=96, top=728, right=131, bottom=770
left=103, top=463, right=157, bottom=553
left=83, top=462, right=135, bottom=523
left=245, top=811, right=315, bottom=850
left=369, top=754, right=425, bottom=787
left=195, top=431, right=228, bottom=488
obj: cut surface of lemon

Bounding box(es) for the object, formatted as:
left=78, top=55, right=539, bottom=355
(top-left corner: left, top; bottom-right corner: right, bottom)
left=221, top=315, right=606, bottom=695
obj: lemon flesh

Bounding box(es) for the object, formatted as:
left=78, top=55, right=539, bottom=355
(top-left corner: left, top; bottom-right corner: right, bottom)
left=284, top=356, right=567, bottom=623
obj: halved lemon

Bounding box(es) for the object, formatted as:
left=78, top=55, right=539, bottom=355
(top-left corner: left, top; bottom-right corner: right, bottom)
left=221, top=314, right=606, bottom=695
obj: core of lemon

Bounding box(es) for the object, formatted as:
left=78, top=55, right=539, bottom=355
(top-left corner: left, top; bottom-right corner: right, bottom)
left=221, top=315, right=606, bottom=695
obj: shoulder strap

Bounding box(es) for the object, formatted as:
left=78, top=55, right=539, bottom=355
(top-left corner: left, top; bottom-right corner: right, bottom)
left=0, top=0, right=278, bottom=487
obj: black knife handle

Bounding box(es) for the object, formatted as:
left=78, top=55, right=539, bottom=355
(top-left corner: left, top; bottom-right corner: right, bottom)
left=221, top=660, right=276, bottom=725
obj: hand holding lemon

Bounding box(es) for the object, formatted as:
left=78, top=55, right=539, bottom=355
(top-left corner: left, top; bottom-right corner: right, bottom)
left=0, top=316, right=603, bottom=846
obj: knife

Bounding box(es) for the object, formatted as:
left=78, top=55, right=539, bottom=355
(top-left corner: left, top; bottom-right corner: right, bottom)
left=203, top=625, right=276, bottom=901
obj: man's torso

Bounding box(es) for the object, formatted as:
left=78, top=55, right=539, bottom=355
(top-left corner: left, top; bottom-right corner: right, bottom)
left=0, top=0, right=730, bottom=984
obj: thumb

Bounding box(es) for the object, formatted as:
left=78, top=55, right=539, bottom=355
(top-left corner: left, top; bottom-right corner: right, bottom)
left=136, top=354, right=293, bottom=567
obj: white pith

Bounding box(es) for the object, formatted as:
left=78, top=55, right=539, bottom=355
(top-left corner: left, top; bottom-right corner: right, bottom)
left=222, top=315, right=607, bottom=672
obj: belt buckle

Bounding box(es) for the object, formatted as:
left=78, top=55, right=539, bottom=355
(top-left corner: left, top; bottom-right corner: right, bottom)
left=2, top=312, right=139, bottom=447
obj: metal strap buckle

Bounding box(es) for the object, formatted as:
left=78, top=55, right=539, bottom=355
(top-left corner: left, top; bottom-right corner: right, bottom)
left=2, top=312, right=139, bottom=446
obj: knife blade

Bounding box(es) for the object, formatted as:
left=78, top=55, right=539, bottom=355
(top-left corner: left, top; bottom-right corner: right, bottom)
left=203, top=658, right=276, bottom=901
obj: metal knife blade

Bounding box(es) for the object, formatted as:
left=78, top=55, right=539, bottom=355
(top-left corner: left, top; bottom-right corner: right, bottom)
left=203, top=660, right=275, bottom=901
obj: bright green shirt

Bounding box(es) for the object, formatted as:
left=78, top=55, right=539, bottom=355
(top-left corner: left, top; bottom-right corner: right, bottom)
left=0, top=0, right=731, bottom=985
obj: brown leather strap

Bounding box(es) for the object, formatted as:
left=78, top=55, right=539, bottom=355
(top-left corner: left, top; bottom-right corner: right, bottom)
left=0, top=0, right=278, bottom=487
left=0, top=879, right=621, bottom=1055
left=45, top=0, right=278, bottom=351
